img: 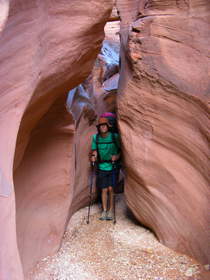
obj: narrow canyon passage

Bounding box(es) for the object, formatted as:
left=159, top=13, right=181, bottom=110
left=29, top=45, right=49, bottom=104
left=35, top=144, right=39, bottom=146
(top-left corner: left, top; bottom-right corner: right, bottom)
left=30, top=195, right=206, bottom=280
left=0, top=1, right=209, bottom=279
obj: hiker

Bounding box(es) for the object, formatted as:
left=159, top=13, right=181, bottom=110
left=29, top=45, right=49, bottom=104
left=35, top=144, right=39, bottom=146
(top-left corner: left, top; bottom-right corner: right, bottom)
left=90, top=116, right=121, bottom=221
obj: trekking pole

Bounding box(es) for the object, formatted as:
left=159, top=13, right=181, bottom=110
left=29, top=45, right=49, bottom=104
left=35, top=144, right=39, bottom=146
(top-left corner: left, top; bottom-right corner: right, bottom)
left=112, top=161, right=116, bottom=224
left=86, top=161, right=95, bottom=224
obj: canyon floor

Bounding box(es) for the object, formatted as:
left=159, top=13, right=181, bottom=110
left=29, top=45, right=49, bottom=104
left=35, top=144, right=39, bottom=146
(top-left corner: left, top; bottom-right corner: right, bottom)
left=30, top=195, right=207, bottom=280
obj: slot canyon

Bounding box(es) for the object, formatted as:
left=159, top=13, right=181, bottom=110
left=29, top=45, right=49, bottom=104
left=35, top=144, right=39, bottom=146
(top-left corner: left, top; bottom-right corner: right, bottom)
left=0, top=0, right=209, bottom=279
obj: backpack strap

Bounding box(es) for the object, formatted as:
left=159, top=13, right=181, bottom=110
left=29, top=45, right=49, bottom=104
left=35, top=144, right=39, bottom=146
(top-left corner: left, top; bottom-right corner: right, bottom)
left=111, top=132, right=121, bottom=153
left=96, top=133, right=101, bottom=163
left=96, top=133, right=121, bottom=163
left=96, top=133, right=113, bottom=163
left=96, top=134, right=110, bottom=163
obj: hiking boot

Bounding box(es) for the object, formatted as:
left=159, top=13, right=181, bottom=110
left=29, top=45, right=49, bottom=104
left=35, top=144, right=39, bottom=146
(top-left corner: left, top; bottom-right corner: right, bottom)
left=106, top=210, right=114, bottom=220
left=99, top=211, right=107, bottom=221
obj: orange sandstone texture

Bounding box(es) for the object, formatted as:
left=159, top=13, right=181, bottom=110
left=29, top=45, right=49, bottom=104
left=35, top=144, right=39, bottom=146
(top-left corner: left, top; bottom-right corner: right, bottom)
left=116, top=0, right=210, bottom=265
left=0, top=0, right=113, bottom=278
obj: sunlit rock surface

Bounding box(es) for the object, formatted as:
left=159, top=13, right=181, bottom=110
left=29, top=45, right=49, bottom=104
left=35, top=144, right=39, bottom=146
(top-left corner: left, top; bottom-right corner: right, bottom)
left=0, top=0, right=9, bottom=32
left=117, top=0, right=210, bottom=264
left=83, top=39, right=120, bottom=116
left=0, top=0, right=113, bottom=278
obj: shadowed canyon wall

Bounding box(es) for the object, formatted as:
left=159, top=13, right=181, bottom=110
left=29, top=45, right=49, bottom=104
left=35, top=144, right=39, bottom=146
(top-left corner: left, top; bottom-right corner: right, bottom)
left=0, top=0, right=113, bottom=278
left=116, top=0, right=210, bottom=265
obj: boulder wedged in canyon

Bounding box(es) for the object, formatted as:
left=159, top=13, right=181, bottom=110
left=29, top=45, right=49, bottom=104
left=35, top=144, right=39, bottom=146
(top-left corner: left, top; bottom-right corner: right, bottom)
left=0, top=0, right=113, bottom=278
left=117, top=0, right=210, bottom=265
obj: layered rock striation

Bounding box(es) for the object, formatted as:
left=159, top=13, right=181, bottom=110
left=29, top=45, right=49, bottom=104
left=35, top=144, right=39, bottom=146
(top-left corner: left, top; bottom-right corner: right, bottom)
left=1, top=0, right=209, bottom=279
left=117, top=0, right=210, bottom=264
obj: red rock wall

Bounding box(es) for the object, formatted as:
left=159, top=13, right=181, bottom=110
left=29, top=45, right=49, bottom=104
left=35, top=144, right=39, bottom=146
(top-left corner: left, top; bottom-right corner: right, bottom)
left=117, top=0, right=210, bottom=264
left=0, top=0, right=113, bottom=278
left=14, top=96, right=76, bottom=276
left=0, top=0, right=9, bottom=32
left=1, top=0, right=209, bottom=278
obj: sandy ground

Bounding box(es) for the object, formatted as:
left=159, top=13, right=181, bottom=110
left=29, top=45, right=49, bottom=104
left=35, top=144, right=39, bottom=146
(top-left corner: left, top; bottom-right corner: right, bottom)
left=30, top=195, right=208, bottom=280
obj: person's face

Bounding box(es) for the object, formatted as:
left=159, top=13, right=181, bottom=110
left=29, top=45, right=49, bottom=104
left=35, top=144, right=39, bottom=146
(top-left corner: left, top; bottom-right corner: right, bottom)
left=99, top=123, right=109, bottom=134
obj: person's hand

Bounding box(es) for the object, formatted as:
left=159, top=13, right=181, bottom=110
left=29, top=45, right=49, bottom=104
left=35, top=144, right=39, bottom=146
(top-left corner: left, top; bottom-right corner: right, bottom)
left=91, top=154, right=97, bottom=162
left=111, top=155, right=119, bottom=162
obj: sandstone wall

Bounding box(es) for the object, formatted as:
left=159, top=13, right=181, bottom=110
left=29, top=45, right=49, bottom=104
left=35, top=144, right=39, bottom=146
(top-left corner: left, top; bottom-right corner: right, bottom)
left=1, top=0, right=209, bottom=278
left=0, top=0, right=113, bottom=278
left=117, top=0, right=210, bottom=264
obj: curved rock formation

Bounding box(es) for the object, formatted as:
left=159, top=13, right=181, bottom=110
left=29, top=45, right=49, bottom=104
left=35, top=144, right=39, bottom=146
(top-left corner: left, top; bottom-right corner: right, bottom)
left=1, top=0, right=209, bottom=278
left=0, top=0, right=113, bottom=278
left=117, top=0, right=210, bottom=264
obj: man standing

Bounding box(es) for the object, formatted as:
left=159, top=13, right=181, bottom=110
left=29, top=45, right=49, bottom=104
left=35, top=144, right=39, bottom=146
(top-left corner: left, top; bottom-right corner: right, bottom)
left=90, top=117, right=121, bottom=220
